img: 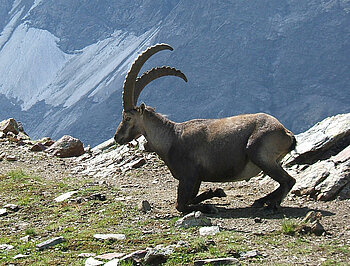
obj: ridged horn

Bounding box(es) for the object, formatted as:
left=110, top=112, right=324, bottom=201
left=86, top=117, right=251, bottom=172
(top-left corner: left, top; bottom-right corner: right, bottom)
left=134, top=66, right=188, bottom=105
left=122, top=43, right=173, bottom=111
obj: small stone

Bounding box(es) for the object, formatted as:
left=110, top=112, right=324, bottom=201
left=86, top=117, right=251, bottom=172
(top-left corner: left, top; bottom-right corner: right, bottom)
left=6, top=155, right=17, bottom=161
left=144, top=245, right=174, bottom=265
left=199, top=226, right=220, bottom=236
left=85, top=257, right=104, bottom=266
left=175, top=211, right=212, bottom=228
left=20, top=235, right=31, bottom=242
left=0, top=244, right=14, bottom=250
left=93, top=234, right=126, bottom=241
left=0, top=208, right=8, bottom=216
left=176, top=240, right=189, bottom=248
left=4, top=204, right=19, bottom=212
left=138, top=200, right=152, bottom=213
left=43, top=139, right=55, bottom=147
left=194, top=257, right=239, bottom=265
left=311, top=221, right=326, bottom=236
left=254, top=217, right=262, bottom=223
left=118, top=249, right=147, bottom=264
left=95, top=252, right=125, bottom=260
left=88, top=193, right=106, bottom=201
left=30, top=143, right=47, bottom=152
left=13, top=254, right=29, bottom=259
left=54, top=191, right=78, bottom=202
left=121, top=158, right=146, bottom=172
left=36, top=236, right=65, bottom=251
left=303, top=211, right=322, bottom=223
left=115, top=197, right=126, bottom=201
left=70, top=197, right=84, bottom=204
left=239, top=250, right=262, bottom=259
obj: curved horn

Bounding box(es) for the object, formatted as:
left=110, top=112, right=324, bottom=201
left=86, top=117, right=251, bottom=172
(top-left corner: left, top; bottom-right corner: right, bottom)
left=122, top=43, right=173, bottom=111
left=134, top=66, right=188, bottom=105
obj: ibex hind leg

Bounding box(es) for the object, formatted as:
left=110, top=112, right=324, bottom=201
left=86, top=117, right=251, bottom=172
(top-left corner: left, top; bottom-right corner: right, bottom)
left=246, top=142, right=295, bottom=210
left=251, top=161, right=295, bottom=211
left=247, top=132, right=296, bottom=211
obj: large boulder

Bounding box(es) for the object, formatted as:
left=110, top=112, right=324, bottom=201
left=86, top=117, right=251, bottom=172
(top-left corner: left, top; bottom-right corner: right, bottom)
left=46, top=135, right=84, bottom=158
left=0, top=118, right=20, bottom=135
left=284, top=113, right=350, bottom=200
left=0, top=118, right=30, bottom=141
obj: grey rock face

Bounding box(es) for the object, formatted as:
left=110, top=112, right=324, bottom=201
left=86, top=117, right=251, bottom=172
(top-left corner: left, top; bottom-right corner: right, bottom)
left=285, top=113, right=350, bottom=200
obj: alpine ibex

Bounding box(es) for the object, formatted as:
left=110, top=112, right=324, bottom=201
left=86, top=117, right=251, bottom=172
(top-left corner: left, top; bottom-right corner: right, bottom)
left=114, top=43, right=296, bottom=214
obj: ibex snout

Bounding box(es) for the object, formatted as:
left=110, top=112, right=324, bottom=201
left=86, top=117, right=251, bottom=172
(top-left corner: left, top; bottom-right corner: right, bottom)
left=114, top=133, right=122, bottom=144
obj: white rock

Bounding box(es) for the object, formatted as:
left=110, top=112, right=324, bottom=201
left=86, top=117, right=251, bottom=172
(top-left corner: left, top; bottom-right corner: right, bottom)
left=0, top=208, right=8, bottom=216
left=93, top=233, right=126, bottom=241
left=104, top=259, right=120, bottom=266
left=0, top=244, right=14, bottom=250
left=95, top=252, right=125, bottom=260
left=36, top=236, right=65, bottom=250
left=20, top=235, right=31, bottom=242
left=199, top=226, right=220, bottom=236
left=54, top=191, right=78, bottom=202
left=4, top=203, right=19, bottom=211
left=85, top=257, right=104, bottom=266
left=175, top=211, right=212, bottom=228
left=194, top=257, right=239, bottom=265
left=13, top=254, right=29, bottom=259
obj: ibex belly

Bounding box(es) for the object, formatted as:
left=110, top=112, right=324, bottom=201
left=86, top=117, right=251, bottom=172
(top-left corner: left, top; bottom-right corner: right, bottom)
left=199, top=159, right=262, bottom=182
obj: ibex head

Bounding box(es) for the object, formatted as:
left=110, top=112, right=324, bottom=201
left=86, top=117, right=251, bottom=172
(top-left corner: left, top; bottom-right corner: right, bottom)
left=114, top=44, right=187, bottom=145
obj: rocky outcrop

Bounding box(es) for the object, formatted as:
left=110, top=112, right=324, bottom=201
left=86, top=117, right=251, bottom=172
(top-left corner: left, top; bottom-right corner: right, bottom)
left=72, top=136, right=149, bottom=180
left=0, top=118, right=30, bottom=142
left=1, top=118, right=86, bottom=158
left=284, top=113, right=350, bottom=200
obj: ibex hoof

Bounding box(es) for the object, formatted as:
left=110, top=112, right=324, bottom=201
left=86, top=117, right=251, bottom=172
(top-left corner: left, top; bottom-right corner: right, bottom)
left=251, top=200, right=264, bottom=208
left=263, top=203, right=282, bottom=214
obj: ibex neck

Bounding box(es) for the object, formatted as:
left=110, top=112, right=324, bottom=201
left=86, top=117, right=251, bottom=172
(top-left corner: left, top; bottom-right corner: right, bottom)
left=142, top=110, right=179, bottom=159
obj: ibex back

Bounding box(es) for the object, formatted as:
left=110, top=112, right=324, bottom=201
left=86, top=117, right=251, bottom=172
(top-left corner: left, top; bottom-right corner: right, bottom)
left=114, top=44, right=296, bottom=214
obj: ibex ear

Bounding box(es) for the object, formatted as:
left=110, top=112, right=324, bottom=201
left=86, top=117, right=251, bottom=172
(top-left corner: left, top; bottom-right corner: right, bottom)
left=139, top=103, right=146, bottom=115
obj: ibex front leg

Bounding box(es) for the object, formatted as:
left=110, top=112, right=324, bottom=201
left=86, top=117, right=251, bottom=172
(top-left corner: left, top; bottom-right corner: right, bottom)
left=176, top=177, right=220, bottom=214
left=190, top=187, right=227, bottom=205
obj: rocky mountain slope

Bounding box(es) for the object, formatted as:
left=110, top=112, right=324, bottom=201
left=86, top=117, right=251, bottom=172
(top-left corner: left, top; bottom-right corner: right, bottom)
left=0, top=0, right=349, bottom=147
